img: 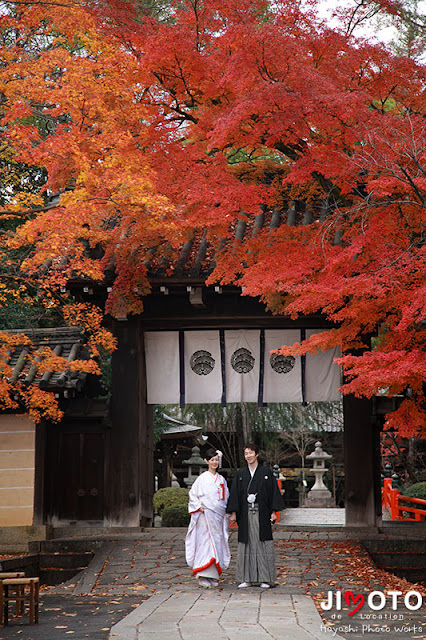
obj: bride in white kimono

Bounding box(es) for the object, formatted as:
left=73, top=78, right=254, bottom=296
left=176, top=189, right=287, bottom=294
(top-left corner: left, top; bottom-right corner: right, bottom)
left=185, top=449, right=230, bottom=587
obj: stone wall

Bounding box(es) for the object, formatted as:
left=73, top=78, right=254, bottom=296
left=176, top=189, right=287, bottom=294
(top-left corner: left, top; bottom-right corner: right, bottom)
left=0, top=415, right=35, bottom=526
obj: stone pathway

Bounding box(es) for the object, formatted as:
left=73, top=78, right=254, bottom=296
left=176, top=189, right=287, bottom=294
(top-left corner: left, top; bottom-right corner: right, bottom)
left=45, top=527, right=425, bottom=640
left=109, top=589, right=332, bottom=640
left=281, top=508, right=345, bottom=526
left=1, top=525, right=424, bottom=640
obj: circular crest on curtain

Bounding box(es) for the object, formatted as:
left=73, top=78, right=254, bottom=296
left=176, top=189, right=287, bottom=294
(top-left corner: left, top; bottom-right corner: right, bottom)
left=190, top=350, right=215, bottom=375
left=231, top=347, right=255, bottom=374
left=270, top=353, right=295, bottom=374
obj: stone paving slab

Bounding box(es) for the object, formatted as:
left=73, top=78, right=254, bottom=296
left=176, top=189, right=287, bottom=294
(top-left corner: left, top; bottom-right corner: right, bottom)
left=109, top=588, right=344, bottom=640
left=179, top=590, right=230, bottom=640
left=280, top=508, right=345, bottom=526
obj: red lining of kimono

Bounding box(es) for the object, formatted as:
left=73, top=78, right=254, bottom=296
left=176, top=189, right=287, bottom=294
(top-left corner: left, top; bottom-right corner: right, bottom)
left=192, top=558, right=222, bottom=576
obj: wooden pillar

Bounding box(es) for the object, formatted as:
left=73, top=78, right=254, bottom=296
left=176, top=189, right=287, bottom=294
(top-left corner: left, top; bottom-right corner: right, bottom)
left=343, top=395, right=381, bottom=528
left=139, top=333, right=154, bottom=526
left=108, top=318, right=153, bottom=527
left=33, top=421, right=46, bottom=525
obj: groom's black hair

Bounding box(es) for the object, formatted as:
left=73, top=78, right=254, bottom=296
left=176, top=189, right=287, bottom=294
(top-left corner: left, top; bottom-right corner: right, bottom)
left=243, top=442, right=259, bottom=454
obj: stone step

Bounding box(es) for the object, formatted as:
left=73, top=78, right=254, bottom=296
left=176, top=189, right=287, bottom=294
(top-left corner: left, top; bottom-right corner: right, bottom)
left=52, top=525, right=143, bottom=539
left=38, top=544, right=100, bottom=585
left=29, top=538, right=105, bottom=554
left=0, top=553, right=38, bottom=577
left=25, top=538, right=109, bottom=586
left=40, top=567, right=88, bottom=586
left=379, top=522, right=426, bottom=538
left=39, top=551, right=94, bottom=569
left=372, top=551, right=426, bottom=569
left=364, top=539, right=426, bottom=553
left=278, top=508, right=345, bottom=527
left=363, top=538, right=426, bottom=583
left=385, top=567, right=426, bottom=582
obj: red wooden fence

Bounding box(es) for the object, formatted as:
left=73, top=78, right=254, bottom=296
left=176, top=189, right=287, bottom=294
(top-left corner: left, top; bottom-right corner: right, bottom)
left=382, top=478, right=426, bottom=521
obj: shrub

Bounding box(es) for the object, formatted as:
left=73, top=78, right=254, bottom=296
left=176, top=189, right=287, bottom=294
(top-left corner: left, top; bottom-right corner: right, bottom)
left=401, top=482, right=426, bottom=501
left=161, top=504, right=190, bottom=527
left=153, top=487, right=189, bottom=516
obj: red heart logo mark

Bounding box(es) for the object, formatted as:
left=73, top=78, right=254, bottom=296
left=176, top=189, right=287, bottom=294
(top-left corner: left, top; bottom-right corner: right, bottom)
left=344, top=590, right=365, bottom=616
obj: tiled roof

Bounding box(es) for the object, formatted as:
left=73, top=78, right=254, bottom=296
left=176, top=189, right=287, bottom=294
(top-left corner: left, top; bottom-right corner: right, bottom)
left=65, top=199, right=336, bottom=287
left=160, top=413, right=203, bottom=440
left=145, top=201, right=331, bottom=281
left=5, top=327, right=89, bottom=395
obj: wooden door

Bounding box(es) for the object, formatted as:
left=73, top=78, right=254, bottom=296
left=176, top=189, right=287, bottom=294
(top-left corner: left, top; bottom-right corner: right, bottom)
left=46, top=427, right=105, bottom=522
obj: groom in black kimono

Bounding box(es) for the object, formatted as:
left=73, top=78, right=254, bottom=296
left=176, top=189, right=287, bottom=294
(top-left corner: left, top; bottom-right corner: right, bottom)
left=227, top=443, right=284, bottom=588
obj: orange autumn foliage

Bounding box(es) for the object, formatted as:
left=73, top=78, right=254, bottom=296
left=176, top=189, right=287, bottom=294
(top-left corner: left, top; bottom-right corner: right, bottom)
left=0, top=0, right=424, bottom=434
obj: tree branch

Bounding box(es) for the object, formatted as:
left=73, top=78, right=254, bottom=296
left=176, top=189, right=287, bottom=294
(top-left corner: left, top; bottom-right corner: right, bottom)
left=0, top=202, right=61, bottom=217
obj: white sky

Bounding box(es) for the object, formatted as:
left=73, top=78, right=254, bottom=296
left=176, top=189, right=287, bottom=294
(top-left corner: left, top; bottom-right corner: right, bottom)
left=316, top=0, right=426, bottom=48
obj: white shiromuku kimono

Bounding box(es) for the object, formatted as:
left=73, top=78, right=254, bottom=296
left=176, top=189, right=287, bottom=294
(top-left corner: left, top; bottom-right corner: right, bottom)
left=185, top=471, right=230, bottom=580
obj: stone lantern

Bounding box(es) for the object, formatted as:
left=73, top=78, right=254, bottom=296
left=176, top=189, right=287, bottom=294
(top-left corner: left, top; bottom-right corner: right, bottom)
left=183, top=446, right=206, bottom=488
left=304, top=441, right=335, bottom=508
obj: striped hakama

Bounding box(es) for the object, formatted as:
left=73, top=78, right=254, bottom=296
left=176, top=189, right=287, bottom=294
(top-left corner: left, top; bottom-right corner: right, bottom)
left=236, top=504, right=276, bottom=585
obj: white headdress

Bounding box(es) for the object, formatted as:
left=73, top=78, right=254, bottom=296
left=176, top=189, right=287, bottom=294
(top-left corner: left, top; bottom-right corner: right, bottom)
left=216, top=450, right=223, bottom=469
